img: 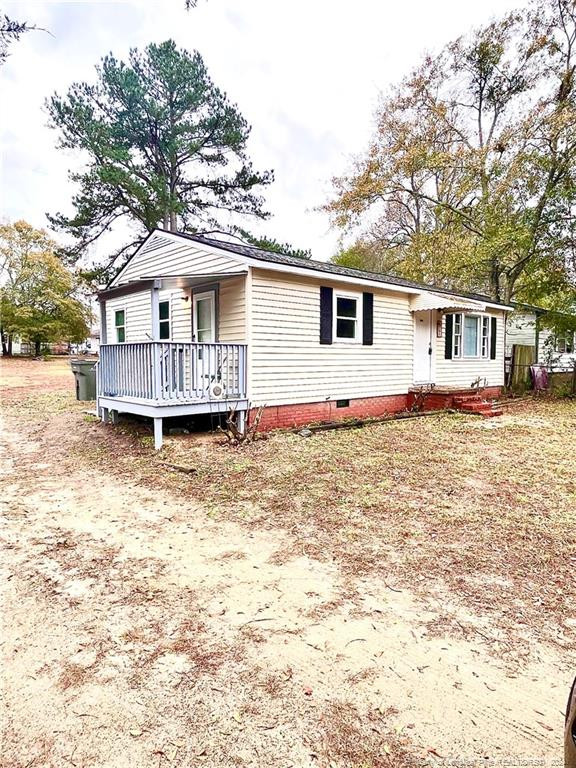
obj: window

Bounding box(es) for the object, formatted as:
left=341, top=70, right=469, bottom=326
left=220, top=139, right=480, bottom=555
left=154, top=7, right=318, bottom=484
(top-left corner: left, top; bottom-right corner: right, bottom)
left=452, top=313, right=490, bottom=359
left=555, top=332, right=574, bottom=354
left=114, top=309, right=125, bottom=343
left=453, top=313, right=462, bottom=357
left=334, top=294, right=361, bottom=342
left=481, top=317, right=490, bottom=357
left=159, top=300, right=170, bottom=340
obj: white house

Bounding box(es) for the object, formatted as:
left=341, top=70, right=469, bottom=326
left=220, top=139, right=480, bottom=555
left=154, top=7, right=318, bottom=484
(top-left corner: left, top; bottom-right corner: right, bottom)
left=96, top=230, right=512, bottom=448
left=506, top=306, right=576, bottom=371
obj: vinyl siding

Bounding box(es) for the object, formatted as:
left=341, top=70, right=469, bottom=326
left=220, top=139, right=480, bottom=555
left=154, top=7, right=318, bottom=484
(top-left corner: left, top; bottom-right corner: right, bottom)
left=538, top=327, right=576, bottom=370
left=103, top=281, right=246, bottom=343
left=105, top=292, right=152, bottom=343
left=249, top=269, right=414, bottom=407
left=505, top=311, right=537, bottom=355
left=159, top=289, right=191, bottom=342
left=218, top=276, right=246, bottom=342
left=111, top=234, right=245, bottom=286
left=434, top=311, right=506, bottom=388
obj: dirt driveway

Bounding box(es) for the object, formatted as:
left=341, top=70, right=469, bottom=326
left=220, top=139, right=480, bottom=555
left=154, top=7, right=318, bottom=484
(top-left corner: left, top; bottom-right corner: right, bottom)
left=1, top=358, right=574, bottom=768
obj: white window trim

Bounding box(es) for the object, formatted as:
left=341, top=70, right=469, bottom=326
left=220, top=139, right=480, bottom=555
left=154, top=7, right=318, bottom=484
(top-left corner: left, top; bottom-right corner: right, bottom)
left=114, top=306, right=127, bottom=344
left=452, top=313, right=491, bottom=360
left=333, top=290, right=363, bottom=344
left=159, top=298, right=172, bottom=341
left=555, top=331, right=575, bottom=354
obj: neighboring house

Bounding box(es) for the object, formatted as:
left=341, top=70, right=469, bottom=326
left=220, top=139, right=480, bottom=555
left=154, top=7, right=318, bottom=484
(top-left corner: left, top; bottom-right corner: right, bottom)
left=506, top=306, right=576, bottom=372
left=96, top=230, right=512, bottom=448
left=72, top=329, right=100, bottom=356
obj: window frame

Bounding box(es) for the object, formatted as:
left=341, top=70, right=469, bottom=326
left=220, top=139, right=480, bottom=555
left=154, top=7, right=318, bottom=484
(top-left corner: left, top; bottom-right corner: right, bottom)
left=452, top=313, right=491, bottom=360
left=114, top=307, right=126, bottom=344
left=159, top=299, right=171, bottom=341
left=555, top=331, right=575, bottom=354
left=332, top=291, right=362, bottom=344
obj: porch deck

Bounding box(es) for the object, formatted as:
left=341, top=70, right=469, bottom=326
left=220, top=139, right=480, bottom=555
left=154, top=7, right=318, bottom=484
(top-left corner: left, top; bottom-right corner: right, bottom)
left=97, top=341, right=248, bottom=448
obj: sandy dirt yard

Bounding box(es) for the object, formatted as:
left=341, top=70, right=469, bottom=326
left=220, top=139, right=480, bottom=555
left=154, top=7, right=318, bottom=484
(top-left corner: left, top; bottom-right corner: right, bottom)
left=1, top=357, right=574, bottom=768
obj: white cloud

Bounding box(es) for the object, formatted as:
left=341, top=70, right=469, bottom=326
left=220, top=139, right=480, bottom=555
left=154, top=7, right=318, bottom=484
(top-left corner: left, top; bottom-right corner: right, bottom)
left=1, top=0, right=524, bottom=264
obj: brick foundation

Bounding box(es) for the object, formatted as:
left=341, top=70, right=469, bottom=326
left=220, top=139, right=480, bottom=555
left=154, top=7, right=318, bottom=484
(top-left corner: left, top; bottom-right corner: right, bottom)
left=250, top=394, right=409, bottom=431
left=406, top=386, right=503, bottom=411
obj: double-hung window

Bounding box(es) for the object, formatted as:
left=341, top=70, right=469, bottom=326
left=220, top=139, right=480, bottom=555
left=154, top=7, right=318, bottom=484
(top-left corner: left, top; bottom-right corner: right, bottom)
left=334, top=294, right=361, bottom=342
left=452, top=313, right=490, bottom=359
left=555, top=332, right=574, bottom=354
left=114, top=309, right=126, bottom=343
left=159, top=300, right=170, bottom=340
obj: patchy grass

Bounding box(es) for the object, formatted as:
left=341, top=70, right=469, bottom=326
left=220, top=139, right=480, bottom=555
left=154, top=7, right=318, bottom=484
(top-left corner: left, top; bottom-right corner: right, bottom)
left=2, top=357, right=574, bottom=654
left=68, top=399, right=575, bottom=654
left=2, top=358, right=572, bottom=764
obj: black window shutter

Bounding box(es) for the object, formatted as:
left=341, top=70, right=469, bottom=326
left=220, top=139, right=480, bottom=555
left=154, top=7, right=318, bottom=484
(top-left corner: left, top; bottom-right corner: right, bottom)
left=320, top=286, right=333, bottom=344
left=444, top=314, right=453, bottom=359
left=490, top=317, right=497, bottom=359
left=362, top=292, right=374, bottom=345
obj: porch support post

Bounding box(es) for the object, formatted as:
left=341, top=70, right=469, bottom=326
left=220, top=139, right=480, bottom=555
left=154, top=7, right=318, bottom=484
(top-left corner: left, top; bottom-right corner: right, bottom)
left=151, top=283, right=160, bottom=340
left=110, top=409, right=119, bottom=426
left=99, top=299, right=108, bottom=344
left=151, top=281, right=162, bottom=400
left=101, top=407, right=109, bottom=423
left=153, top=417, right=163, bottom=450
left=237, top=409, right=246, bottom=434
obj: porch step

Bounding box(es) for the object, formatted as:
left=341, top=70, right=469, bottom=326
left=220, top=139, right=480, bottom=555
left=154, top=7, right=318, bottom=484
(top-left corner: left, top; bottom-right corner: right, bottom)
left=453, top=394, right=483, bottom=405
left=457, top=400, right=503, bottom=418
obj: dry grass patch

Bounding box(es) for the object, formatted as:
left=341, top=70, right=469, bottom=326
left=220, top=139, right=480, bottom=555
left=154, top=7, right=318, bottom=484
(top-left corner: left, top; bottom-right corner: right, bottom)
left=70, top=399, right=576, bottom=653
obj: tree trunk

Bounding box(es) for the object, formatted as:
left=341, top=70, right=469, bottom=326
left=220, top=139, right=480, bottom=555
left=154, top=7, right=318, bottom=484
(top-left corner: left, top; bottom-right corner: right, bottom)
left=35, top=340, right=41, bottom=356
left=7, top=335, right=12, bottom=356
left=169, top=211, right=177, bottom=232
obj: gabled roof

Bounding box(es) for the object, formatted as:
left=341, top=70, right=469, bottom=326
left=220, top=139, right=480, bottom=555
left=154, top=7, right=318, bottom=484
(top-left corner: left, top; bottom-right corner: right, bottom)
left=110, top=228, right=513, bottom=309
left=181, top=232, right=512, bottom=308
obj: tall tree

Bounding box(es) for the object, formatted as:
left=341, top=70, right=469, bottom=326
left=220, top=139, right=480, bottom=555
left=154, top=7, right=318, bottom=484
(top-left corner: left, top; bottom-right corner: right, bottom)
left=233, top=228, right=311, bottom=259
left=0, top=221, right=90, bottom=356
left=47, top=40, right=273, bottom=279
left=325, top=0, right=576, bottom=307
left=0, top=14, right=39, bottom=65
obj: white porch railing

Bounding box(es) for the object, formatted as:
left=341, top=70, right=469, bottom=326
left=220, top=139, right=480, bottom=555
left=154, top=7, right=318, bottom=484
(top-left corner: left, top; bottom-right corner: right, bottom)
left=98, top=342, right=247, bottom=402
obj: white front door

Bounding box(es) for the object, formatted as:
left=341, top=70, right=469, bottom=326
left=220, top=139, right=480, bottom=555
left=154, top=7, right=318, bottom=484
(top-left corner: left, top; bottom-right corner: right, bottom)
left=193, top=290, right=216, bottom=343
left=192, top=290, right=217, bottom=395
left=413, top=311, right=435, bottom=384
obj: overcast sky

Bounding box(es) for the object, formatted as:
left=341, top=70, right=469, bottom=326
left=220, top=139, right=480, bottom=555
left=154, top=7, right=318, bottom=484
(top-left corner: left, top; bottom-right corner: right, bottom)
left=1, top=0, right=524, bottom=264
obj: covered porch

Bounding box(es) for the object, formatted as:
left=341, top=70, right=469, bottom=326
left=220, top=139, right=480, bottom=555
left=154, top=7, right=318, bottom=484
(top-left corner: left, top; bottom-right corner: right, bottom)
left=96, top=272, right=248, bottom=448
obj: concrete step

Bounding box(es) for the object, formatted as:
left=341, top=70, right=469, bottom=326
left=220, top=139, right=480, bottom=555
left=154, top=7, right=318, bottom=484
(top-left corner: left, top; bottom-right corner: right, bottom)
left=460, top=402, right=493, bottom=412
left=453, top=394, right=483, bottom=405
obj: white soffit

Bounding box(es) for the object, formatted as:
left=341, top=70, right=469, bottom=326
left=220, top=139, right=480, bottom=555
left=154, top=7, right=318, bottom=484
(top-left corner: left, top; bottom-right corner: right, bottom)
left=410, top=292, right=487, bottom=313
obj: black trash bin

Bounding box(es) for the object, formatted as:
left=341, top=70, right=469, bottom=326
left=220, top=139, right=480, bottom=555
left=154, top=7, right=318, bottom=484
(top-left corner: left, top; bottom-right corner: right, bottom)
left=70, top=359, right=97, bottom=400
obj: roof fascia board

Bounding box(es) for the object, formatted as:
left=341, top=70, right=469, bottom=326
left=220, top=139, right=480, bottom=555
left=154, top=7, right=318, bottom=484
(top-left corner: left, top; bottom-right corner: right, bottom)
left=121, top=229, right=513, bottom=310
left=108, top=230, right=157, bottom=288
left=98, top=279, right=160, bottom=301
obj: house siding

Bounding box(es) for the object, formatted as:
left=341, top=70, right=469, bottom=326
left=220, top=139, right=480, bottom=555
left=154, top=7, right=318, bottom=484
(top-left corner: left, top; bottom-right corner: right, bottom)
left=111, top=235, right=245, bottom=286
left=105, top=291, right=152, bottom=343
left=218, top=276, right=246, bottom=343
left=249, top=268, right=414, bottom=407
left=539, top=327, right=576, bottom=370
left=103, top=280, right=246, bottom=344
left=505, top=311, right=537, bottom=356
left=434, top=311, right=506, bottom=388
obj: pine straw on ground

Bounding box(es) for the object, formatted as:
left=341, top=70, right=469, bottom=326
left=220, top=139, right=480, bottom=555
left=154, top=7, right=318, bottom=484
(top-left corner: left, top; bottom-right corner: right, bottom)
left=3, top=360, right=575, bottom=658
